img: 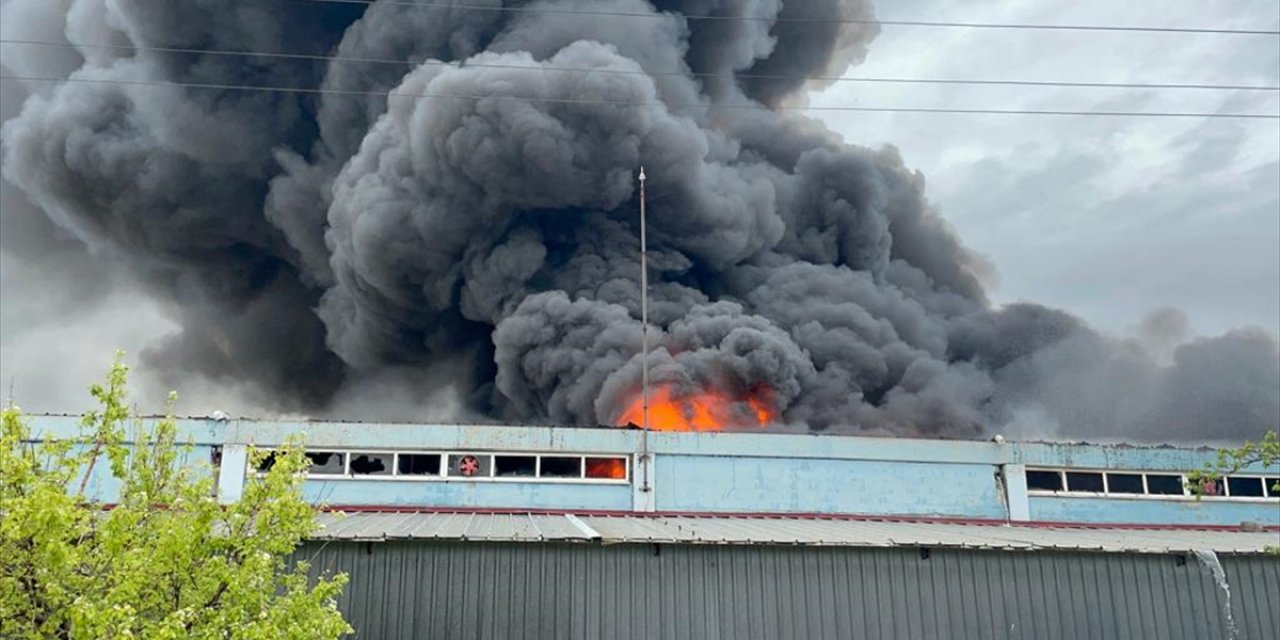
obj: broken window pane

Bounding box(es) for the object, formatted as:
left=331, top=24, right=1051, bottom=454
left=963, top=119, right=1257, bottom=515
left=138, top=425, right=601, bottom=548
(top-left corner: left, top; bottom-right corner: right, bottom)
left=1065, top=472, right=1104, bottom=493
left=448, top=454, right=491, bottom=478
left=1145, top=474, right=1184, bottom=495
left=305, top=451, right=346, bottom=475
left=495, top=455, right=536, bottom=477
left=539, top=456, right=582, bottom=478
left=1226, top=476, right=1265, bottom=497
left=255, top=450, right=278, bottom=473
left=349, top=453, right=392, bottom=476
left=397, top=453, right=441, bottom=476
left=1106, top=473, right=1143, bottom=494
left=585, top=457, right=627, bottom=480
left=1200, top=477, right=1225, bottom=496
left=1025, top=470, right=1063, bottom=491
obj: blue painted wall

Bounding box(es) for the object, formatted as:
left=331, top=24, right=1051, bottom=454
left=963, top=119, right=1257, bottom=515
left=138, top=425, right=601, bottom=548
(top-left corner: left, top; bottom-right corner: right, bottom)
left=305, top=479, right=631, bottom=510
left=31, top=438, right=217, bottom=504
left=1013, top=441, right=1223, bottom=470
left=656, top=456, right=1006, bottom=518
left=21, top=415, right=1279, bottom=524
left=1030, top=496, right=1278, bottom=525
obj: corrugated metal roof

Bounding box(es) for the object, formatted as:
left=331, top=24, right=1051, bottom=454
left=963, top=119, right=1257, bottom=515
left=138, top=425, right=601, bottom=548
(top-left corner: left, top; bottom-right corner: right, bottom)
left=311, top=511, right=1279, bottom=553
left=313, top=511, right=590, bottom=542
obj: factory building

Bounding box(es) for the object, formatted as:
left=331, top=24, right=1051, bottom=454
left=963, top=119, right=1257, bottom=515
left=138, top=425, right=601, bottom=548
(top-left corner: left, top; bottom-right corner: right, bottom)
left=29, top=416, right=1280, bottom=639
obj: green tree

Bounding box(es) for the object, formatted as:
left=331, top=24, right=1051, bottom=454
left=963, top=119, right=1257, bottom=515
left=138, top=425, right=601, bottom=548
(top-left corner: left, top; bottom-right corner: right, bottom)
left=0, top=357, right=351, bottom=639
left=1186, top=430, right=1280, bottom=498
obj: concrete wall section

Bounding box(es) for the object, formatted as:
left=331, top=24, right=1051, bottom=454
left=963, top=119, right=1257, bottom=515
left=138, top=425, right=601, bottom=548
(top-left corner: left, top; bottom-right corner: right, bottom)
left=27, top=415, right=224, bottom=445
left=305, top=479, right=632, bottom=511
left=40, top=441, right=218, bottom=505
left=656, top=456, right=1006, bottom=518
left=1004, top=464, right=1031, bottom=521
left=223, top=420, right=643, bottom=454
left=646, top=431, right=1005, bottom=465
left=1030, top=495, right=1280, bottom=526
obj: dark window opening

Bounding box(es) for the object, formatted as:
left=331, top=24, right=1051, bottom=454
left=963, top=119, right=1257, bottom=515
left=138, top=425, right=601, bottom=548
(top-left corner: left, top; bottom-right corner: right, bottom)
left=1146, top=474, right=1184, bottom=495
left=1267, top=478, right=1280, bottom=498
left=585, top=457, right=627, bottom=480
left=1065, top=472, right=1104, bottom=493
left=350, top=453, right=391, bottom=475
left=1226, top=476, right=1265, bottom=497
left=1106, top=473, right=1144, bottom=494
left=255, top=451, right=278, bottom=473
left=306, top=452, right=345, bottom=474
left=397, top=454, right=441, bottom=476
left=448, top=454, right=491, bottom=478
left=1026, top=470, right=1063, bottom=491
left=495, top=455, right=536, bottom=477
left=540, top=456, right=582, bottom=478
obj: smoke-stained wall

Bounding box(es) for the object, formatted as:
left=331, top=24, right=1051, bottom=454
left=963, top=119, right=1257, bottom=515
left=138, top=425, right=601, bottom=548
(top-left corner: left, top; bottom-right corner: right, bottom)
left=2, top=0, right=1276, bottom=441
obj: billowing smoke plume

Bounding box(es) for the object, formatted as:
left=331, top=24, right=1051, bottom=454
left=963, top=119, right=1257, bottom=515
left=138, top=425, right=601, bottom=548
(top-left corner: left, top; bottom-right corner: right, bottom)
left=2, top=0, right=1276, bottom=442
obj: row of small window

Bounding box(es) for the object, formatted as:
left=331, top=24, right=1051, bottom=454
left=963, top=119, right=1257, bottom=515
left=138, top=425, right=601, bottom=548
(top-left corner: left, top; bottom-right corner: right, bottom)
left=257, top=450, right=630, bottom=482
left=1026, top=468, right=1279, bottom=499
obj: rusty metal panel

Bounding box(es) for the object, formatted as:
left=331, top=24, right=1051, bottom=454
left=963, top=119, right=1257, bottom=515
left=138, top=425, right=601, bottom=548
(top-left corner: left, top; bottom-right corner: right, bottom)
left=296, top=541, right=1279, bottom=639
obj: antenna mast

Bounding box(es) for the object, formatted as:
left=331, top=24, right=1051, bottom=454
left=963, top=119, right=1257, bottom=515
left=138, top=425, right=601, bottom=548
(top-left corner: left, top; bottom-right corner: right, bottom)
left=639, top=166, right=651, bottom=492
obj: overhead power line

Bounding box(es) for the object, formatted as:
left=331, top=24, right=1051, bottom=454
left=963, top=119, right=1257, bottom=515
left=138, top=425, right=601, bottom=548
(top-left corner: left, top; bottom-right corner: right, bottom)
left=298, top=0, right=1280, bottom=36
left=4, top=74, right=1277, bottom=120
left=3, top=38, right=1277, bottom=92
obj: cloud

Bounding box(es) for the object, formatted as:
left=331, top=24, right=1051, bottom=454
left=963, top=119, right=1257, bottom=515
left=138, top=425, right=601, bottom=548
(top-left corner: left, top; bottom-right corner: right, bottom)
left=811, top=0, right=1280, bottom=336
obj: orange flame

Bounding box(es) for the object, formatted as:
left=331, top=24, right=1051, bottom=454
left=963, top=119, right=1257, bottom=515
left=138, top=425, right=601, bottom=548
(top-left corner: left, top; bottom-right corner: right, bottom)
left=615, top=385, right=775, bottom=432
left=585, top=458, right=627, bottom=479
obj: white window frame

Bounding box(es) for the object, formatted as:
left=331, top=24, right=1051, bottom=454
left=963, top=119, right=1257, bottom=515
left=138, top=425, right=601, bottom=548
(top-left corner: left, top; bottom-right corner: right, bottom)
left=256, top=448, right=630, bottom=484
left=1223, top=475, right=1269, bottom=499
left=1024, top=466, right=1278, bottom=503
left=1024, top=468, right=1067, bottom=492
left=1063, top=470, right=1106, bottom=495
left=302, top=450, right=349, bottom=478
left=394, top=451, right=446, bottom=478
left=345, top=450, right=397, bottom=477
left=1102, top=471, right=1145, bottom=496
left=1141, top=472, right=1189, bottom=498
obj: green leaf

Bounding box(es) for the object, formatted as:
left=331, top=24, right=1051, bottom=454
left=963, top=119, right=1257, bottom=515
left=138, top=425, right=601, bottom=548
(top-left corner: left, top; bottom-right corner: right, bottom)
left=1, top=353, right=351, bottom=639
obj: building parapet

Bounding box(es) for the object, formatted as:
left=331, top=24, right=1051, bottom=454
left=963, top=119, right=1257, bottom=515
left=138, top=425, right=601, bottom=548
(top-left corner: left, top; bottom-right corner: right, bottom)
left=22, top=415, right=1279, bottom=527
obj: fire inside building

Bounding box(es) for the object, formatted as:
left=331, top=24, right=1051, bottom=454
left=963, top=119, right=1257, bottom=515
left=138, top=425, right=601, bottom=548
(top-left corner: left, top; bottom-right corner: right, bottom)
left=30, top=414, right=1280, bottom=639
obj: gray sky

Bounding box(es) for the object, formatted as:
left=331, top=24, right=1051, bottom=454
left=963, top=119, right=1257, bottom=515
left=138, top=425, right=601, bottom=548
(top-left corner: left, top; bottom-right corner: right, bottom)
left=1, top=0, right=1277, bottom=413
left=812, top=0, right=1280, bottom=337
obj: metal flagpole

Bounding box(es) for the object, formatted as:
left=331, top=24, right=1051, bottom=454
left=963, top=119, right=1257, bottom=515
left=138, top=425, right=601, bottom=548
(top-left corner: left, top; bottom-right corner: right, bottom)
left=639, top=166, right=651, bottom=492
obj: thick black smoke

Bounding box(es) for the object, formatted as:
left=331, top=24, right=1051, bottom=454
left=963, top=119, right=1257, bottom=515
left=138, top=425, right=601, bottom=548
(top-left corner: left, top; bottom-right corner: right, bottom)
left=2, top=0, right=1276, bottom=442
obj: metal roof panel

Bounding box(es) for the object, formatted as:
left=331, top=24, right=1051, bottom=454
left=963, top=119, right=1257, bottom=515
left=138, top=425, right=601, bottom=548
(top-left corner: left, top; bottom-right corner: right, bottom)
left=311, top=512, right=1280, bottom=553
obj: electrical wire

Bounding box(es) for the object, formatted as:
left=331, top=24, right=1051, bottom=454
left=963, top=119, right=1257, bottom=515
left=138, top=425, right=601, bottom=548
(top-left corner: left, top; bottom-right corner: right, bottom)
left=297, top=0, right=1280, bottom=36
left=3, top=38, right=1276, bottom=92
left=3, top=74, right=1277, bottom=119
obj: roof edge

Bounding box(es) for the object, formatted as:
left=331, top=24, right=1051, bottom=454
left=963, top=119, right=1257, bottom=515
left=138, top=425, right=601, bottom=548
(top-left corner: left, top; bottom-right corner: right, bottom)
left=319, top=505, right=1280, bottom=533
